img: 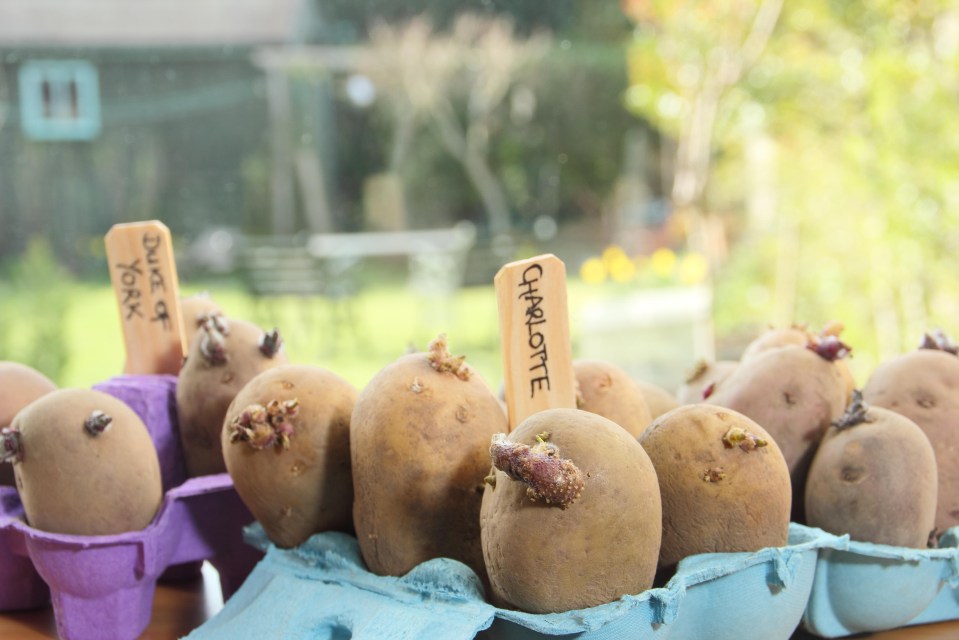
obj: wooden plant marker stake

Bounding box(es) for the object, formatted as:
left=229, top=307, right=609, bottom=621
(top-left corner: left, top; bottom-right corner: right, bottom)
left=105, top=220, right=186, bottom=375
left=495, top=253, right=576, bottom=431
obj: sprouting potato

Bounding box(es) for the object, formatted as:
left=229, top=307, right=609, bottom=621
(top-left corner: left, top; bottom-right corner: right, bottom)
left=481, top=408, right=662, bottom=613
left=676, top=359, right=738, bottom=405
left=707, top=334, right=850, bottom=522
left=742, top=322, right=856, bottom=402
left=863, top=330, right=959, bottom=538
left=351, top=335, right=506, bottom=583
left=3, top=388, right=162, bottom=535
left=179, top=292, right=224, bottom=351
left=640, top=404, right=791, bottom=570
left=176, top=315, right=288, bottom=476
left=806, top=391, right=937, bottom=548
left=223, top=364, right=357, bottom=548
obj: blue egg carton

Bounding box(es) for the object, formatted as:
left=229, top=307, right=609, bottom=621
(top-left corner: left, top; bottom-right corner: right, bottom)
left=186, top=523, right=842, bottom=640
left=800, top=524, right=959, bottom=637
left=907, top=527, right=959, bottom=627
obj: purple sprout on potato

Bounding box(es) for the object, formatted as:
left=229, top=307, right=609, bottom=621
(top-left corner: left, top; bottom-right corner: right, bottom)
left=83, top=410, right=113, bottom=436
left=0, top=427, right=22, bottom=464
left=489, top=432, right=585, bottom=509
left=919, top=329, right=958, bottom=355
left=228, top=399, right=299, bottom=451
left=259, top=328, right=283, bottom=358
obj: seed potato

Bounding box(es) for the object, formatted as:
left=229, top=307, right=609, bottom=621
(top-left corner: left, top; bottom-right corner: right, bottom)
left=573, top=359, right=652, bottom=437
left=863, top=334, right=959, bottom=536
left=640, top=404, right=791, bottom=570
left=176, top=316, right=287, bottom=476
left=223, top=364, right=357, bottom=548
left=708, top=343, right=847, bottom=521
left=8, top=388, right=162, bottom=535
left=481, top=408, right=662, bottom=613
left=805, top=393, right=937, bottom=548
left=351, top=335, right=506, bottom=582
left=676, top=359, right=738, bottom=405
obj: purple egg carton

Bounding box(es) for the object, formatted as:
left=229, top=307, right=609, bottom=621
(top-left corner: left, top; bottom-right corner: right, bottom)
left=0, top=374, right=262, bottom=640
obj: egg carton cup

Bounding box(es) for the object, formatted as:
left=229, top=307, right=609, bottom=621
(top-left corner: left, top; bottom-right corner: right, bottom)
left=0, top=374, right=262, bottom=640
left=906, top=526, right=959, bottom=626
left=799, top=523, right=959, bottom=638
left=186, top=522, right=842, bottom=640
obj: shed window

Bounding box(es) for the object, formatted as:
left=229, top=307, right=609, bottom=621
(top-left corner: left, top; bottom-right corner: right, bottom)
left=19, top=60, right=101, bottom=141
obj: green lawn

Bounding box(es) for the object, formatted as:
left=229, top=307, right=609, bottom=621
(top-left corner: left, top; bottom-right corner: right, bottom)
left=12, top=276, right=626, bottom=393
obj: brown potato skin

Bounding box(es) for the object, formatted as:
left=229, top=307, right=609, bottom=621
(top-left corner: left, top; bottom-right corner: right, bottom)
left=707, top=345, right=846, bottom=521
left=223, top=365, right=357, bottom=548
left=574, top=359, right=652, bottom=437
left=481, top=408, right=661, bottom=613
left=805, top=406, right=937, bottom=548
left=12, top=388, right=162, bottom=535
left=863, top=349, right=959, bottom=534
left=0, top=362, right=57, bottom=486
left=635, top=379, right=680, bottom=420
left=742, top=327, right=856, bottom=402
left=676, top=360, right=738, bottom=405
left=351, top=352, right=506, bottom=581
left=176, top=318, right=288, bottom=477
left=741, top=327, right=809, bottom=361
left=640, top=404, right=791, bottom=569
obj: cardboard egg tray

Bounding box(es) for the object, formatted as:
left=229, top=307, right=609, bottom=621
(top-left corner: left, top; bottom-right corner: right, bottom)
left=0, top=374, right=262, bottom=640
left=800, top=523, right=959, bottom=637
left=185, top=523, right=840, bottom=640
left=182, top=518, right=959, bottom=640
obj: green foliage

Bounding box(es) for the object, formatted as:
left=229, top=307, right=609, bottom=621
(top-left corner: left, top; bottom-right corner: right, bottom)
left=625, top=1, right=959, bottom=372
left=0, top=237, right=73, bottom=382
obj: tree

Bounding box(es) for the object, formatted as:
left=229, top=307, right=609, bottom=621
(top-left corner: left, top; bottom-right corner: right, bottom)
left=623, top=0, right=783, bottom=272
left=363, top=13, right=549, bottom=236
left=624, top=1, right=959, bottom=372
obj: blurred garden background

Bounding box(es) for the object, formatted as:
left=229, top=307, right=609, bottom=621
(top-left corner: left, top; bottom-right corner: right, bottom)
left=1, top=0, right=958, bottom=393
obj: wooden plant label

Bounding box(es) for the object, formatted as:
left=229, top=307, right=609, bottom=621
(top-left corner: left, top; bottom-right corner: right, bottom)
left=105, top=221, right=186, bottom=375
left=495, top=253, right=576, bottom=430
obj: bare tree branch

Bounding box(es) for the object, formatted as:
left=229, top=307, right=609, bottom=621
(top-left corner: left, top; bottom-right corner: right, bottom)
left=719, top=0, right=785, bottom=86
left=362, top=13, right=549, bottom=236
left=662, top=0, right=785, bottom=272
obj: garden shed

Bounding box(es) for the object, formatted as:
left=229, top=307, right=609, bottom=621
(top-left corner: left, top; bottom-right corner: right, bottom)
left=0, top=0, right=316, bottom=269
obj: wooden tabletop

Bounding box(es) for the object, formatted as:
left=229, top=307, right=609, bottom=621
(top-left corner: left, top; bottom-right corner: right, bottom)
left=3, top=567, right=959, bottom=639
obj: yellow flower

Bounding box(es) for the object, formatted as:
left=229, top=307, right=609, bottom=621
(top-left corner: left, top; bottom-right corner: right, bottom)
left=678, top=252, right=709, bottom=284
left=609, top=255, right=636, bottom=283
left=601, top=245, right=628, bottom=268
left=580, top=257, right=607, bottom=284
left=650, top=247, right=677, bottom=277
